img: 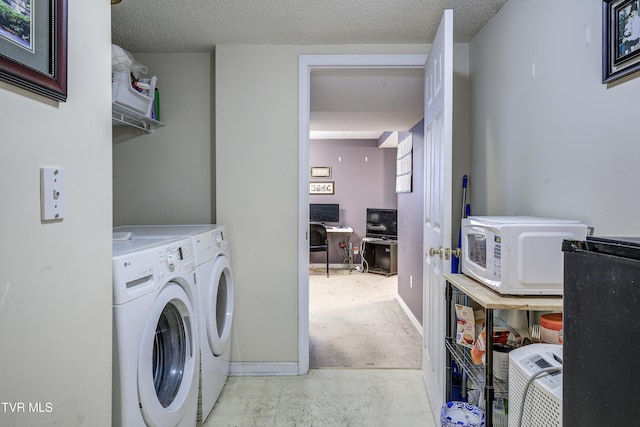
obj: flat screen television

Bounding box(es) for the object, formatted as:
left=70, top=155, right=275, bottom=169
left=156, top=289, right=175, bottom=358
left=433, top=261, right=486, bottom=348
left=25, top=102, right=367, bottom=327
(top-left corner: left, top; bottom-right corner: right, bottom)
left=310, top=203, right=340, bottom=223
left=366, top=208, right=397, bottom=240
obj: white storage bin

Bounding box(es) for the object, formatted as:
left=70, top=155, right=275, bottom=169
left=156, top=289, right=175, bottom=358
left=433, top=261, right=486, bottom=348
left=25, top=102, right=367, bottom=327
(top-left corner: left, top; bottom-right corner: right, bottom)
left=112, top=71, right=157, bottom=118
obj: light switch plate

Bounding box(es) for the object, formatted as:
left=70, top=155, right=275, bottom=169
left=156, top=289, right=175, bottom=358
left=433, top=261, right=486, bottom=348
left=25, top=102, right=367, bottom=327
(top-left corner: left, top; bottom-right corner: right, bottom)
left=40, top=167, right=66, bottom=221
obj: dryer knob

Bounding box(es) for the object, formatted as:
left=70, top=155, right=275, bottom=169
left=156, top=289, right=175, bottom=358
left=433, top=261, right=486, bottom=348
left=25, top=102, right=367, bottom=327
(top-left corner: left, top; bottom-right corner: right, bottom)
left=165, top=251, right=176, bottom=272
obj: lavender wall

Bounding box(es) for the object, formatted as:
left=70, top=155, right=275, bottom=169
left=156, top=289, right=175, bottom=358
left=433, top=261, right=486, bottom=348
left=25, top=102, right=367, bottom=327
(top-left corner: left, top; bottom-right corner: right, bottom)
left=309, top=139, right=397, bottom=264
left=397, top=120, right=424, bottom=325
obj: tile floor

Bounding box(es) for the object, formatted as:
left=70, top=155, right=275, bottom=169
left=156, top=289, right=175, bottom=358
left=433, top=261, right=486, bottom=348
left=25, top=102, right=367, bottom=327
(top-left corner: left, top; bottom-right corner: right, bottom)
left=203, top=368, right=437, bottom=427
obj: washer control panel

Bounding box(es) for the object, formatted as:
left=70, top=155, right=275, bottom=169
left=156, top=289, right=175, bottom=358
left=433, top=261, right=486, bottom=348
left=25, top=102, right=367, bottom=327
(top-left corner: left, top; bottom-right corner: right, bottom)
left=158, top=239, right=195, bottom=275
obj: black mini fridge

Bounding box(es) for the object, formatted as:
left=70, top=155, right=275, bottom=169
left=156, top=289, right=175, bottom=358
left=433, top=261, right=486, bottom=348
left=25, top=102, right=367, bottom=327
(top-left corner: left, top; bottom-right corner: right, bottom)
left=562, top=237, right=640, bottom=426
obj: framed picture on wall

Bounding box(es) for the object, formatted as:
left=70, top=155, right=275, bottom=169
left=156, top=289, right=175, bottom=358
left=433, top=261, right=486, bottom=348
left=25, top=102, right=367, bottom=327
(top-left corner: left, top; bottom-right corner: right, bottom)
left=310, top=181, right=334, bottom=195
left=0, top=0, right=68, bottom=101
left=603, top=0, right=640, bottom=83
left=310, top=166, right=331, bottom=178
left=396, top=132, right=413, bottom=193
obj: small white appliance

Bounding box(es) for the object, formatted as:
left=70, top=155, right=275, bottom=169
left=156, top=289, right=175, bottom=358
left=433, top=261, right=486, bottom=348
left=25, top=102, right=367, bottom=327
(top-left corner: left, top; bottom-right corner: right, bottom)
left=508, top=344, right=562, bottom=427
left=114, top=225, right=234, bottom=424
left=461, top=216, right=587, bottom=295
left=112, top=236, right=199, bottom=427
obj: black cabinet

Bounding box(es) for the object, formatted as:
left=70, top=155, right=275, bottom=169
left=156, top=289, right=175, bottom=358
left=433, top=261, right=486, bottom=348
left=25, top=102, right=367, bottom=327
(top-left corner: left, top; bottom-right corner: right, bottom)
left=363, top=240, right=397, bottom=276
left=563, top=237, right=640, bottom=426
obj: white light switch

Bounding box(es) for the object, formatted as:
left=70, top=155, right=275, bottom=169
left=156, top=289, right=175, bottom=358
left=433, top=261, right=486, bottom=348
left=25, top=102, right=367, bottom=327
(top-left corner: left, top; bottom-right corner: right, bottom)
left=40, top=167, right=66, bottom=221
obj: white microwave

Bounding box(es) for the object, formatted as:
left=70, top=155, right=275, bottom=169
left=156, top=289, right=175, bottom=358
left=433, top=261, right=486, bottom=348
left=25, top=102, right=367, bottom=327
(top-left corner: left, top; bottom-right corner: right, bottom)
left=461, top=216, right=587, bottom=295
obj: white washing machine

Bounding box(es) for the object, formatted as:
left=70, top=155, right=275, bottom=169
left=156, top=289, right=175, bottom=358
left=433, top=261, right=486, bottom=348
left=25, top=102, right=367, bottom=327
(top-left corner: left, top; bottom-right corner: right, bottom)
left=114, top=225, right=234, bottom=424
left=112, top=236, right=199, bottom=427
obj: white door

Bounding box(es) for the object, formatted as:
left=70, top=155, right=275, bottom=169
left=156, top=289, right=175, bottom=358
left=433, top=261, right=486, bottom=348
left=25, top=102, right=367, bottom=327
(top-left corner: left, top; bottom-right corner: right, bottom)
left=422, top=9, right=454, bottom=418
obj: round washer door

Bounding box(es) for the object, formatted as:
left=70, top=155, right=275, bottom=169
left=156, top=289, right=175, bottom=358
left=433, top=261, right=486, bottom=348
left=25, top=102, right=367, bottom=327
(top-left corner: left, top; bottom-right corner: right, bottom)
left=138, top=281, right=196, bottom=427
left=206, top=255, right=234, bottom=356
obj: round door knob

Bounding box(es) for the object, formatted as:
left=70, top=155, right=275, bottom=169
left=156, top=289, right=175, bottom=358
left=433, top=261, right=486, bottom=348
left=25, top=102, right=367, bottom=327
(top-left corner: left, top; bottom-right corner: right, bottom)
left=429, top=247, right=443, bottom=258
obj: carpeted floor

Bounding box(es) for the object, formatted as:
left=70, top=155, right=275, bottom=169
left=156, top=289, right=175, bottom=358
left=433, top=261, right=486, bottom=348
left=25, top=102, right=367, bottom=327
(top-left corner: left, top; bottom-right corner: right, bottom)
left=309, top=268, right=422, bottom=369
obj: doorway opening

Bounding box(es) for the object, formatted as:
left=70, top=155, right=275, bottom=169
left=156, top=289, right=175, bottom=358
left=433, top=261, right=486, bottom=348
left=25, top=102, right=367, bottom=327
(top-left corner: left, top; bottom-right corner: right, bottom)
left=298, top=54, right=427, bottom=374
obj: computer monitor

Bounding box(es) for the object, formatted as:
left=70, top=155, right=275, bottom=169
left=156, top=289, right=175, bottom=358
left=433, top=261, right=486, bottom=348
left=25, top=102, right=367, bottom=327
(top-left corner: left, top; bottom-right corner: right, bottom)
left=310, top=203, right=339, bottom=223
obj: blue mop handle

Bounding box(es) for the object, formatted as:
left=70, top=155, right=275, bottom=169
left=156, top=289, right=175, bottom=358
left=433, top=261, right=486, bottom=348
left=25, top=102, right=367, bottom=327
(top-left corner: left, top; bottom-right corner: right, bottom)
left=452, top=175, right=468, bottom=274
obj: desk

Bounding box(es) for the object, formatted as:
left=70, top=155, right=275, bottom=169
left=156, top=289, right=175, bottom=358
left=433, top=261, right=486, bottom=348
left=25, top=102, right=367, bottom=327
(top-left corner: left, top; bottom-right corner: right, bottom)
left=325, top=226, right=354, bottom=271
left=325, top=226, right=353, bottom=234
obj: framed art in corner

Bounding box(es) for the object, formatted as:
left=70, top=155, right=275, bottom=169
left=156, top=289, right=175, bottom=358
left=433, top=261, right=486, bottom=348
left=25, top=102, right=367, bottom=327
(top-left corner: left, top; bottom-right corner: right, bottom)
left=310, top=181, right=334, bottom=195
left=310, top=166, right=331, bottom=178
left=395, top=132, right=413, bottom=193
left=603, top=0, right=640, bottom=83
left=0, top=0, right=68, bottom=101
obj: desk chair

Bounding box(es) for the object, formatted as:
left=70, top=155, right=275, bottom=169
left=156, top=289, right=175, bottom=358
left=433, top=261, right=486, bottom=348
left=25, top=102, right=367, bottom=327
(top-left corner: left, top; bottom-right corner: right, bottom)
left=309, top=222, right=329, bottom=277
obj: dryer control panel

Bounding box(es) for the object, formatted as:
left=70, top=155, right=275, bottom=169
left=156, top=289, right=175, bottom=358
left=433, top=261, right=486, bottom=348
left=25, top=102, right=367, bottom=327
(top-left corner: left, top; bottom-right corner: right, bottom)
left=214, top=228, right=229, bottom=252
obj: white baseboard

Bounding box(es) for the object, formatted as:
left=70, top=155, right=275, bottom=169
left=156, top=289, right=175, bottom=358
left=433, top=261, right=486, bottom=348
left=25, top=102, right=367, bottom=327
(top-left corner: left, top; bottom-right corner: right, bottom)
left=396, top=294, right=423, bottom=338
left=309, top=263, right=349, bottom=269
left=229, top=361, right=300, bottom=376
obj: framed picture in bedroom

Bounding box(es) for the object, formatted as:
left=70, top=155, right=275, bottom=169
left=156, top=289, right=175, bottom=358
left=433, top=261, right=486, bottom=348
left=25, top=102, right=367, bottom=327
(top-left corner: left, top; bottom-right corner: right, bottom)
left=309, top=181, right=334, bottom=195
left=0, top=0, right=67, bottom=101
left=310, top=166, right=331, bottom=178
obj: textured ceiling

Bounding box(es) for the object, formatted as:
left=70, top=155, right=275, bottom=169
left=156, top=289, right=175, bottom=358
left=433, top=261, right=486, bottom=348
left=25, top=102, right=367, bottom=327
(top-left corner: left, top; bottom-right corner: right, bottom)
left=111, top=0, right=507, bottom=140
left=111, top=0, right=507, bottom=53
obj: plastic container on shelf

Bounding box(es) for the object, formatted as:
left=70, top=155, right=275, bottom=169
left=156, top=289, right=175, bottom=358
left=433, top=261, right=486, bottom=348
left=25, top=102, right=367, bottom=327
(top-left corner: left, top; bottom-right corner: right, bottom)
left=112, top=70, right=157, bottom=118
left=492, top=344, right=514, bottom=381
left=539, top=312, right=563, bottom=344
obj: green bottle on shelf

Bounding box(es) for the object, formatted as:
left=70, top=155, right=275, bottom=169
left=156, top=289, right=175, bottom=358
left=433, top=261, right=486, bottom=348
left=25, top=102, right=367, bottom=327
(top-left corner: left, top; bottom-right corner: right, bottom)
left=153, top=88, right=160, bottom=121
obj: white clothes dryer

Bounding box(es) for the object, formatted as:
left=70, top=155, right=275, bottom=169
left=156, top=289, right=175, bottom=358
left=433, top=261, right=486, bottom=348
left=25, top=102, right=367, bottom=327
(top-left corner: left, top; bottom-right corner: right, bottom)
left=113, top=225, right=234, bottom=424
left=112, top=236, right=199, bottom=427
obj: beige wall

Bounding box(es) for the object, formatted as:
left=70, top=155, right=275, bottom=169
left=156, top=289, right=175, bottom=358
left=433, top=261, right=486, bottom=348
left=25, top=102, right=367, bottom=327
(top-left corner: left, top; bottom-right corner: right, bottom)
left=113, top=53, right=213, bottom=226
left=0, top=1, right=113, bottom=425
left=470, top=0, right=640, bottom=235
left=215, top=44, right=428, bottom=367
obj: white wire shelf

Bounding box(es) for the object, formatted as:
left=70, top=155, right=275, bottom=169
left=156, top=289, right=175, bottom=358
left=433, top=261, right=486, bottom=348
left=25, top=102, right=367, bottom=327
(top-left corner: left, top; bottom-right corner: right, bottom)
left=112, top=103, right=164, bottom=133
